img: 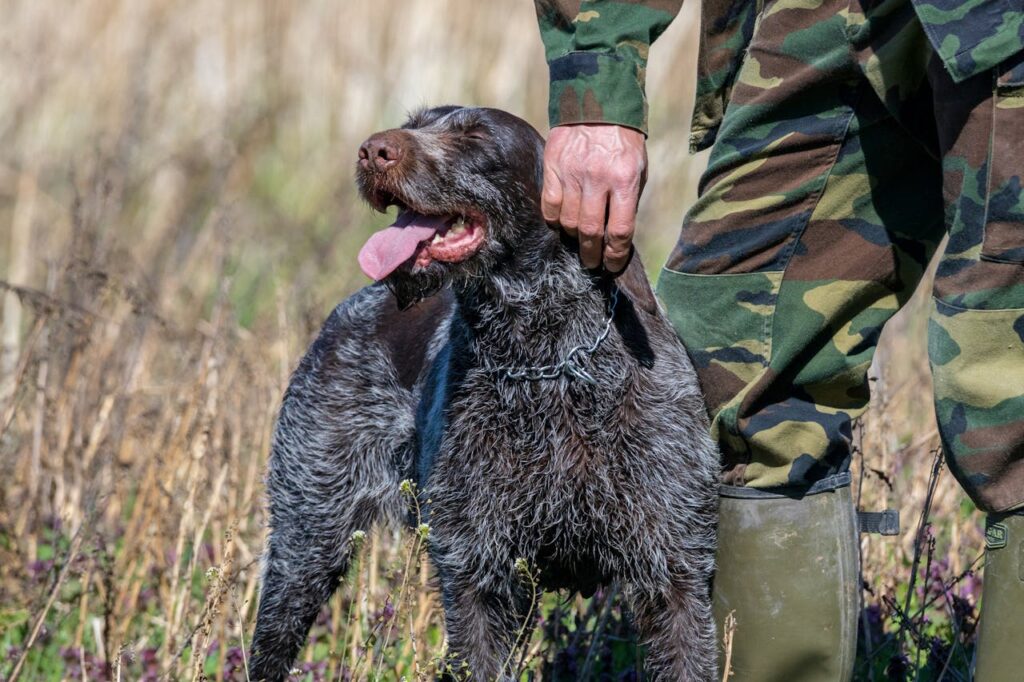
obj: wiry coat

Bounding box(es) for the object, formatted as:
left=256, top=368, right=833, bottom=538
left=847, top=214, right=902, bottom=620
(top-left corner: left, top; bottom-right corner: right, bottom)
left=250, top=107, right=719, bottom=681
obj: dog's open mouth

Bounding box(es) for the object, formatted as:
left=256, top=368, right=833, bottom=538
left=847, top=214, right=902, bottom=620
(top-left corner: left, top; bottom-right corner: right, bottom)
left=358, top=208, right=486, bottom=281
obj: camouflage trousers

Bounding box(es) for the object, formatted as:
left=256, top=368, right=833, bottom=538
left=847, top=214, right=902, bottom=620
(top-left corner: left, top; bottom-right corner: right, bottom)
left=657, top=0, right=1024, bottom=512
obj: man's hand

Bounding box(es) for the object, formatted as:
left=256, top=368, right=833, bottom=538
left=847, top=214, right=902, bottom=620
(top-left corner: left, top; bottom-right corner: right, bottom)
left=542, top=124, right=647, bottom=273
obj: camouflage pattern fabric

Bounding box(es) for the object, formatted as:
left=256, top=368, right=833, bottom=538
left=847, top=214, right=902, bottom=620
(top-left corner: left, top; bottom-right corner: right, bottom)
left=914, top=0, right=1024, bottom=83
left=688, top=0, right=760, bottom=152
left=535, top=0, right=683, bottom=134
left=535, top=0, right=1024, bottom=511
left=536, top=0, right=1024, bottom=151
left=654, top=0, right=1024, bottom=513
left=534, top=0, right=757, bottom=150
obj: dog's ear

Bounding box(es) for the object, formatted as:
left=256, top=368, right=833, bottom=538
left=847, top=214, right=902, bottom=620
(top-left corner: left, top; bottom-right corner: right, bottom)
left=613, top=249, right=659, bottom=316
left=534, top=136, right=546, bottom=197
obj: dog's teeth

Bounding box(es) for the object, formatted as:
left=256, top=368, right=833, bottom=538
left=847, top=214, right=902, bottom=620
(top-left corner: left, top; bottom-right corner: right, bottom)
left=432, top=234, right=444, bottom=244
left=450, top=224, right=466, bottom=236
left=452, top=216, right=466, bottom=227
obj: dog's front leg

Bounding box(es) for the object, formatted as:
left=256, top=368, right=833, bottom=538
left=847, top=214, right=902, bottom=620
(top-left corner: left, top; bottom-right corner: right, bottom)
left=437, top=568, right=535, bottom=681
left=249, top=531, right=349, bottom=682
left=627, top=569, right=718, bottom=682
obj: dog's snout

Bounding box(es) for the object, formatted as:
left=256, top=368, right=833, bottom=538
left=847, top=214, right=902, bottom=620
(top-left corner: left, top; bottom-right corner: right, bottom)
left=359, top=132, right=404, bottom=171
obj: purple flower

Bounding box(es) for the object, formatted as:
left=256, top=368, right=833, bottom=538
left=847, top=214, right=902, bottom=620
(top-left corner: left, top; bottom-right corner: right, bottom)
left=886, top=651, right=909, bottom=681
left=28, top=559, right=54, bottom=580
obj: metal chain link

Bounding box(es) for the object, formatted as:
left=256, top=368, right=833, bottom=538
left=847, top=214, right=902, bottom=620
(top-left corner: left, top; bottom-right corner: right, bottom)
left=483, top=287, right=619, bottom=386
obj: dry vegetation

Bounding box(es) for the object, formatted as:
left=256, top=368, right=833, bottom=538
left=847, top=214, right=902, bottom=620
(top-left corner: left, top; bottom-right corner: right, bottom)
left=0, top=1, right=984, bottom=679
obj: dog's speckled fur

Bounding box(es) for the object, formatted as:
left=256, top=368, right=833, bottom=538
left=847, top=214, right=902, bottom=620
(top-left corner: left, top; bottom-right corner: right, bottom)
left=249, top=107, right=720, bottom=681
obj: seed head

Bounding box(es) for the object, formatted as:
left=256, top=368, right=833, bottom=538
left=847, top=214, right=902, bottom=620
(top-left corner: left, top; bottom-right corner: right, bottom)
left=350, top=530, right=367, bottom=548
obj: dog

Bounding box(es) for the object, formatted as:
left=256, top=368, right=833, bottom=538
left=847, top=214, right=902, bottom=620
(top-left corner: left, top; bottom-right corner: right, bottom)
left=249, top=106, right=720, bottom=681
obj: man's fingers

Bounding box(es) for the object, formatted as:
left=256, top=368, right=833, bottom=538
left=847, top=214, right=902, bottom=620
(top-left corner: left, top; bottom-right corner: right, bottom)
left=541, top=124, right=647, bottom=269
left=578, top=184, right=608, bottom=270
left=540, top=162, right=564, bottom=225
left=603, top=190, right=638, bottom=273
left=558, top=178, right=583, bottom=238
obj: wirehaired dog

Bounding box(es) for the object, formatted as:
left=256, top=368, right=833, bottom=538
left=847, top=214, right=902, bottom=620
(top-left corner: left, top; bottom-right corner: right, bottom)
left=249, top=106, right=719, bottom=681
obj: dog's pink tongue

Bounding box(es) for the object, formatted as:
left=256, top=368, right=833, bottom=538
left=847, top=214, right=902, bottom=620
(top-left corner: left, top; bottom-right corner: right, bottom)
left=358, top=212, right=447, bottom=280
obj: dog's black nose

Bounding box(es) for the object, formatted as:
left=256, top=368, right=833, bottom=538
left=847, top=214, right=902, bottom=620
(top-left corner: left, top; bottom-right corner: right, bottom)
left=359, top=133, right=404, bottom=171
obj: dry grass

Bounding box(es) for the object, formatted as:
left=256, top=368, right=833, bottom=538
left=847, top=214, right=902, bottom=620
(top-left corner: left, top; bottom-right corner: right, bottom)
left=0, top=1, right=983, bottom=680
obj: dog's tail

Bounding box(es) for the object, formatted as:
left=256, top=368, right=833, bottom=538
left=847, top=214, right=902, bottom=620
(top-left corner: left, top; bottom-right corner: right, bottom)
left=249, top=288, right=421, bottom=681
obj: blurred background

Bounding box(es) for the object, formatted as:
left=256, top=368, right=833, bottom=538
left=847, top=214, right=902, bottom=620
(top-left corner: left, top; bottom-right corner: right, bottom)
left=0, top=1, right=984, bottom=679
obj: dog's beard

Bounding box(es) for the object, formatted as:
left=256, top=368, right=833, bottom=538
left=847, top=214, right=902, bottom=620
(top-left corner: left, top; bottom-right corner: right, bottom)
left=384, top=266, right=448, bottom=310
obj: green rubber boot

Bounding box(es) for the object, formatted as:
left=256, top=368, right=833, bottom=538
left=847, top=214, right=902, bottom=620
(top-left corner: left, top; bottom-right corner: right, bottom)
left=974, top=512, right=1024, bottom=681
left=713, top=473, right=859, bottom=682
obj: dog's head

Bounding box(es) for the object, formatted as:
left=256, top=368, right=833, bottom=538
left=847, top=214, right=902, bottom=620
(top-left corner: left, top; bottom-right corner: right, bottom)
left=356, top=106, right=546, bottom=308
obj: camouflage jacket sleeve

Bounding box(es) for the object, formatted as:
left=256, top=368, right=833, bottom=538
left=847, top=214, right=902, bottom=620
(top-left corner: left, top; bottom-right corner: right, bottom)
left=535, top=1, right=683, bottom=135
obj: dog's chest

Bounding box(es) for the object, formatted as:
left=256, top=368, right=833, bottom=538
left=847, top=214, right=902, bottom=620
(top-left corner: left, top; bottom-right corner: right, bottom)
left=459, top=365, right=630, bottom=454
left=423, top=364, right=658, bottom=515
left=412, top=308, right=696, bottom=536
left=419, top=369, right=677, bottom=582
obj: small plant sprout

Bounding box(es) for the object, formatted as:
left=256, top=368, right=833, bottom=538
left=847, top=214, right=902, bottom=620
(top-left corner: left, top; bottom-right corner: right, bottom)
left=399, top=479, right=416, bottom=497
left=372, top=479, right=430, bottom=679
left=350, top=529, right=367, bottom=549
left=500, top=558, right=539, bottom=679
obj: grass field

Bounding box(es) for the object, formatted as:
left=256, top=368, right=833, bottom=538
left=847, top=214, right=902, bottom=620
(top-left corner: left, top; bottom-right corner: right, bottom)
left=0, top=1, right=985, bottom=679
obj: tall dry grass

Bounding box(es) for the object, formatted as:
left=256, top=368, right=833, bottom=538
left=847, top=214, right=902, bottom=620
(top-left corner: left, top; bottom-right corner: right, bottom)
left=0, top=0, right=984, bottom=680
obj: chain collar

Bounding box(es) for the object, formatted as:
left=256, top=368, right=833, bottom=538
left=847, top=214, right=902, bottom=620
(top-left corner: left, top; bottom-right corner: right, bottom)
left=482, top=287, right=619, bottom=386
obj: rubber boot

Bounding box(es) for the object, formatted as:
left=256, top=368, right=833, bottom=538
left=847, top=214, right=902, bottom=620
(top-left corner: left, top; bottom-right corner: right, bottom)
left=974, top=512, right=1024, bottom=681
left=713, top=473, right=859, bottom=682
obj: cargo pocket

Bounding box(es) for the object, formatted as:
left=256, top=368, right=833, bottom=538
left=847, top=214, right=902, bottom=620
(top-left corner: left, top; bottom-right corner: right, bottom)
left=928, top=298, right=1024, bottom=512
left=981, top=53, right=1024, bottom=265
left=655, top=267, right=782, bottom=418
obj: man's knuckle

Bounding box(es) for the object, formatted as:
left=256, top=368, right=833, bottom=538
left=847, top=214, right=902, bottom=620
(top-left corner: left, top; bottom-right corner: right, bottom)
left=605, top=240, right=628, bottom=256
left=613, top=185, right=639, bottom=202
left=607, top=221, right=634, bottom=238
left=609, top=166, right=634, bottom=183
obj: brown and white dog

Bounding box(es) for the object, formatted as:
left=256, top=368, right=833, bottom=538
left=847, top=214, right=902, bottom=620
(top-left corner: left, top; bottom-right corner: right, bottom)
left=249, top=106, right=719, bottom=681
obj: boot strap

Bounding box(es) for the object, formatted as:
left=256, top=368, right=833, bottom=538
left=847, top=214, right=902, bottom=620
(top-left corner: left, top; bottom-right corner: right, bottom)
left=857, top=509, right=900, bottom=536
